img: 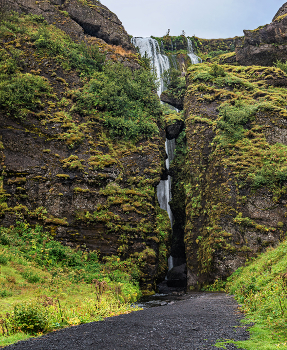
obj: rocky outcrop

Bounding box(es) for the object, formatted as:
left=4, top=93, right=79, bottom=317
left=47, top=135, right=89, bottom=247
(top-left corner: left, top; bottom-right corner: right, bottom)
left=236, top=3, right=287, bottom=66
left=170, top=62, right=287, bottom=289
left=160, top=91, right=184, bottom=110
left=273, top=2, right=287, bottom=21
left=166, top=120, right=185, bottom=140
left=154, top=35, right=240, bottom=57
left=6, top=0, right=134, bottom=50
left=196, top=37, right=241, bottom=54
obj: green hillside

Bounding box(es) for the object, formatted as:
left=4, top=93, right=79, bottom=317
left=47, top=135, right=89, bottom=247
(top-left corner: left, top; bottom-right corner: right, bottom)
left=0, top=222, right=141, bottom=347
left=216, top=240, right=287, bottom=349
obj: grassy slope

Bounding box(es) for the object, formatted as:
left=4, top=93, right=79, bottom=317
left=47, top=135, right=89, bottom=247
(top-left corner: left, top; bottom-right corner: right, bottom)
left=215, top=240, right=287, bottom=349
left=0, top=222, right=141, bottom=347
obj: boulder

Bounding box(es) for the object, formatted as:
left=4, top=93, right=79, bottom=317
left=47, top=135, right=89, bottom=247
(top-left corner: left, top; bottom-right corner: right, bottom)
left=161, top=91, right=184, bottom=110
left=166, top=120, right=185, bottom=140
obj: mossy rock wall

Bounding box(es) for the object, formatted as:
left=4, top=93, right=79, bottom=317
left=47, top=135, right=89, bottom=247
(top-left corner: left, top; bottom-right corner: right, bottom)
left=174, top=63, right=287, bottom=289
left=194, top=37, right=242, bottom=54
left=0, top=12, right=170, bottom=291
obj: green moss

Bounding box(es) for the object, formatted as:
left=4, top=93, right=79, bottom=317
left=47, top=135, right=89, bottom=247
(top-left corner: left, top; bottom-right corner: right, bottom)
left=178, top=62, right=287, bottom=279
left=62, top=155, right=84, bottom=171
left=274, top=13, right=287, bottom=22
left=56, top=174, right=70, bottom=179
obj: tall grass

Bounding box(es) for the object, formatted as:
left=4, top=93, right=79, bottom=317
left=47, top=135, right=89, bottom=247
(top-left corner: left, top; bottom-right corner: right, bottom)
left=215, top=240, right=287, bottom=349
left=0, top=222, right=141, bottom=347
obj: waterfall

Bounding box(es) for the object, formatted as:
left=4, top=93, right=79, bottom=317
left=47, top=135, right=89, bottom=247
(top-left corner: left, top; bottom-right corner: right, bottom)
left=157, top=139, right=175, bottom=227
left=187, top=38, right=202, bottom=64
left=131, top=37, right=170, bottom=96
left=132, top=36, right=201, bottom=273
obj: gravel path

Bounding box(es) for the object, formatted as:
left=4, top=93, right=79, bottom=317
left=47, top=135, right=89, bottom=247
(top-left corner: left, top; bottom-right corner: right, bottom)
left=5, top=293, right=249, bottom=350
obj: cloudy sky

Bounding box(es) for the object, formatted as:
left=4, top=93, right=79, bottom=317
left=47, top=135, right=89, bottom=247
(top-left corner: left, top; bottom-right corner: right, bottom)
left=102, top=0, right=285, bottom=39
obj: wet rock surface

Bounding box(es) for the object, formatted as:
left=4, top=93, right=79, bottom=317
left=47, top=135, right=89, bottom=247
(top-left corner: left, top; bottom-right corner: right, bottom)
left=161, top=91, right=184, bottom=111
left=166, top=120, right=185, bottom=140
left=4, top=293, right=249, bottom=350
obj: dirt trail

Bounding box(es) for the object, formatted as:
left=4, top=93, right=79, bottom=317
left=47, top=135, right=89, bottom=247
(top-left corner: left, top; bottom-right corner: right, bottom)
left=5, top=293, right=249, bottom=350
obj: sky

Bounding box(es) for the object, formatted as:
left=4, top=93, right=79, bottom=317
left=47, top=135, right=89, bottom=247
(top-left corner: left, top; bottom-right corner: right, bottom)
left=102, top=0, right=285, bottom=39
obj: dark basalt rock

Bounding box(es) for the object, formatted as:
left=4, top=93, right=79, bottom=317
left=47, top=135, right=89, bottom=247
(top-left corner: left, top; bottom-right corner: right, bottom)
left=236, top=3, right=287, bottom=66
left=166, top=120, right=185, bottom=140
left=160, top=91, right=184, bottom=110
left=62, top=0, right=133, bottom=50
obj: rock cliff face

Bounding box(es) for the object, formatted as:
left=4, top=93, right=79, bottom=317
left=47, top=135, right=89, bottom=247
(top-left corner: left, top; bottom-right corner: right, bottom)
left=0, top=10, right=170, bottom=291
left=6, top=0, right=134, bottom=50
left=169, top=63, right=287, bottom=289
left=236, top=2, right=287, bottom=66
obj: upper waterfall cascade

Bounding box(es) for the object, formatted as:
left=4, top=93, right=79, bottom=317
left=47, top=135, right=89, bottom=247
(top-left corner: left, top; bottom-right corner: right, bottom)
left=131, top=37, right=170, bottom=96
left=187, top=38, right=202, bottom=64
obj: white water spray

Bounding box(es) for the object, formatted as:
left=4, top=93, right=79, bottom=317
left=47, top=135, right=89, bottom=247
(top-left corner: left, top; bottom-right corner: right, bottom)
left=131, top=37, right=170, bottom=96
left=187, top=38, right=201, bottom=64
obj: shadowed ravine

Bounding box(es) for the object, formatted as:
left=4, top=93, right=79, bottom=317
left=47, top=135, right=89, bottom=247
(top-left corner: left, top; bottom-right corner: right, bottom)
left=5, top=293, right=249, bottom=350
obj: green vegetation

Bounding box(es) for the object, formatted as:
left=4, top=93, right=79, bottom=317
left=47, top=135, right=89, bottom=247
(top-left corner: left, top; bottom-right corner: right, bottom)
left=215, top=240, right=287, bottom=349
left=275, top=59, right=287, bottom=74
left=162, top=68, right=186, bottom=100
left=0, top=73, right=52, bottom=118
left=0, top=12, right=162, bottom=140
left=0, top=222, right=141, bottom=346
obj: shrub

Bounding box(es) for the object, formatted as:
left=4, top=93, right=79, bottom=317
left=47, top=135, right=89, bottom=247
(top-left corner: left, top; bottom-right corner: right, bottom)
left=73, top=62, right=161, bottom=139
left=12, top=301, right=49, bottom=334
left=21, top=271, right=41, bottom=284
left=210, top=63, right=226, bottom=77
left=0, top=73, right=51, bottom=118
left=0, top=289, right=13, bottom=298
left=275, top=59, right=287, bottom=74
left=0, top=253, right=8, bottom=265
left=216, top=102, right=258, bottom=144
